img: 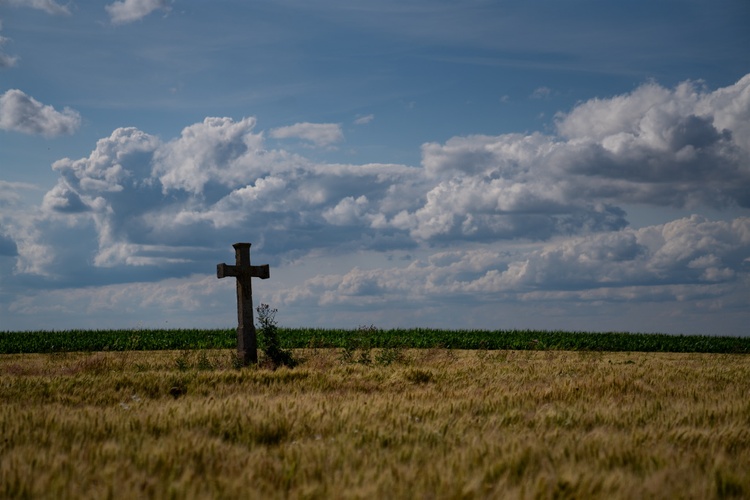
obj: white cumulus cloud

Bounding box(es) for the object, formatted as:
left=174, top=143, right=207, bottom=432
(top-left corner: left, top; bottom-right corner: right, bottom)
left=36, top=116, right=417, bottom=270
left=0, top=23, right=18, bottom=68
left=354, top=114, right=374, bottom=125
left=106, top=0, right=170, bottom=25
left=3, top=0, right=70, bottom=15
left=270, top=122, right=344, bottom=147
left=4, top=74, right=748, bottom=329
left=0, top=89, right=80, bottom=136
left=280, top=216, right=750, bottom=310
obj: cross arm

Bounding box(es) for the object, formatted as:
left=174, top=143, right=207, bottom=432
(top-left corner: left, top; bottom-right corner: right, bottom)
left=253, top=264, right=270, bottom=280
left=217, top=263, right=237, bottom=279
left=217, top=263, right=270, bottom=280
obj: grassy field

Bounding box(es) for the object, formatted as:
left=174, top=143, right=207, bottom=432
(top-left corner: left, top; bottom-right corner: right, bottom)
left=1, top=348, right=749, bottom=499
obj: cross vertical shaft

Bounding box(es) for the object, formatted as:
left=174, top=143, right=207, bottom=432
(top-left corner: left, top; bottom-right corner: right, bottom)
left=217, top=242, right=270, bottom=365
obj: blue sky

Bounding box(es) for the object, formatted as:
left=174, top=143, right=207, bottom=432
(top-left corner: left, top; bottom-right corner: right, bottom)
left=1, top=0, right=749, bottom=334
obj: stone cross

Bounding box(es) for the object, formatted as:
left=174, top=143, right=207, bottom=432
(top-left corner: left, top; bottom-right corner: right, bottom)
left=217, top=242, right=270, bottom=365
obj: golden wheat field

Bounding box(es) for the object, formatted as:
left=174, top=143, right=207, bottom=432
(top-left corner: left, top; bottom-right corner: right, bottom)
left=1, top=348, right=749, bottom=499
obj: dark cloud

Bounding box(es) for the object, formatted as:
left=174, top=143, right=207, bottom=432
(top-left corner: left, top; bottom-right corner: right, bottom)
left=280, top=216, right=750, bottom=307
left=42, top=184, right=93, bottom=213
left=667, top=115, right=729, bottom=151
left=551, top=76, right=750, bottom=208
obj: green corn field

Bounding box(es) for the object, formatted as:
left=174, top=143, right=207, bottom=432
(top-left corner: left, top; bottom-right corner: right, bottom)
left=1, top=327, right=748, bottom=354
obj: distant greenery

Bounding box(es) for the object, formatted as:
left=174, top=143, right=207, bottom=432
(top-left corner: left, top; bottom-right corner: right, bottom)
left=0, top=329, right=235, bottom=354
left=1, top=327, right=749, bottom=354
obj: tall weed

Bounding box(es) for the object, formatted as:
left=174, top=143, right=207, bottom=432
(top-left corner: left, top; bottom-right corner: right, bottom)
left=256, top=304, right=297, bottom=369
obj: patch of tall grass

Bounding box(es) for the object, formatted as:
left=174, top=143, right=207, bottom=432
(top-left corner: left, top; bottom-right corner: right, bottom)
left=1, top=349, right=749, bottom=498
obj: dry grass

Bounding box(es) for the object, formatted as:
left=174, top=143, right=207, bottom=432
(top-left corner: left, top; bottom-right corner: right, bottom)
left=1, top=348, right=749, bottom=499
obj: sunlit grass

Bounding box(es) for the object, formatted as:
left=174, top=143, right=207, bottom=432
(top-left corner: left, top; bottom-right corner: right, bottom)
left=1, top=349, right=749, bottom=498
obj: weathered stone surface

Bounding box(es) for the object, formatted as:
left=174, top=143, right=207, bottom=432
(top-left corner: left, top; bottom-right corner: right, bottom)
left=217, top=242, right=269, bottom=365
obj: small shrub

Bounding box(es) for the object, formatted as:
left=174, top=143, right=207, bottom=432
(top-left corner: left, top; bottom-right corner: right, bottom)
left=256, top=303, right=297, bottom=369
left=340, top=325, right=379, bottom=365
left=197, top=351, right=213, bottom=370
left=175, top=351, right=190, bottom=371
left=230, top=352, right=244, bottom=370
left=375, top=346, right=405, bottom=366
left=339, top=343, right=357, bottom=364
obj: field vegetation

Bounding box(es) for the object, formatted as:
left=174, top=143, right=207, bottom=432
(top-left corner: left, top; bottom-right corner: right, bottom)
left=2, top=347, right=749, bottom=498
left=2, top=327, right=749, bottom=354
